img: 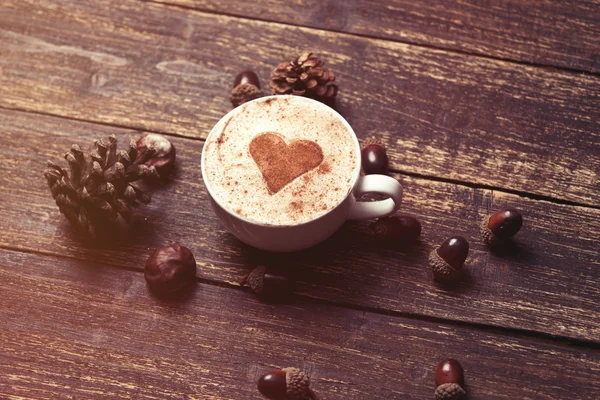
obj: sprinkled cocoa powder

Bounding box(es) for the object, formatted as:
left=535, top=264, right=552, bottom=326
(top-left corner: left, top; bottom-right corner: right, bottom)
left=290, top=201, right=304, bottom=214
left=318, top=162, right=331, bottom=173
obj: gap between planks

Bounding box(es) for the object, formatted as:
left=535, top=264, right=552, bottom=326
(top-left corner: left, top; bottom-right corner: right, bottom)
left=4, top=103, right=599, bottom=211
left=145, top=0, right=600, bottom=78
left=3, top=242, right=600, bottom=351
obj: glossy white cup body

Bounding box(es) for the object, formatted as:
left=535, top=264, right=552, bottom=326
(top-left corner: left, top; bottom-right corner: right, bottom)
left=201, top=96, right=402, bottom=252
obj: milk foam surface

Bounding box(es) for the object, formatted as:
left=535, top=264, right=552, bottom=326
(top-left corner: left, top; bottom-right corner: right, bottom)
left=203, top=96, right=359, bottom=225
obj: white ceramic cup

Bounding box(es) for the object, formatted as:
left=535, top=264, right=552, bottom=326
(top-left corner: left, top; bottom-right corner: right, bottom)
left=201, top=95, right=403, bottom=252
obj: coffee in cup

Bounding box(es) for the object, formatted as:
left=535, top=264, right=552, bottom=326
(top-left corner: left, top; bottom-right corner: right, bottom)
left=203, top=95, right=359, bottom=226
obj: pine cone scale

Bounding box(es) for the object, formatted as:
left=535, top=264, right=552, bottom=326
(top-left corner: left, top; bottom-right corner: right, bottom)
left=305, top=79, right=318, bottom=89
left=315, top=85, right=327, bottom=96
left=302, top=59, right=318, bottom=68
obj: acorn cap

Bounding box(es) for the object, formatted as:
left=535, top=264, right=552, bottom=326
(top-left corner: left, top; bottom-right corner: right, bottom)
left=370, top=218, right=390, bottom=240
left=245, top=266, right=266, bottom=294
left=428, top=250, right=460, bottom=282
left=282, top=367, right=311, bottom=400
left=434, top=383, right=466, bottom=400
left=361, top=137, right=385, bottom=149
left=480, top=215, right=497, bottom=246
left=230, top=83, right=263, bottom=107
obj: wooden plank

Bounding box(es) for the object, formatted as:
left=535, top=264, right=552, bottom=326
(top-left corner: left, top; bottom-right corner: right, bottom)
left=0, top=0, right=598, bottom=205
left=1, top=109, right=599, bottom=343
left=152, top=0, right=600, bottom=73
left=2, top=248, right=600, bottom=400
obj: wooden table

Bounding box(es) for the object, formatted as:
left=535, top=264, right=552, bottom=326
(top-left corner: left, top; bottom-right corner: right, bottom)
left=1, top=1, right=599, bottom=399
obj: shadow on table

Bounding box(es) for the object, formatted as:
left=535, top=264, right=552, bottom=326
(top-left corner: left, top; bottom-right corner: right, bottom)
left=233, top=220, right=436, bottom=303
left=488, top=239, right=536, bottom=264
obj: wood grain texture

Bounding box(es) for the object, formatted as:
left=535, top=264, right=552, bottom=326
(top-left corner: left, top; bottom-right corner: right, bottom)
left=0, top=0, right=599, bottom=205
left=1, top=109, right=599, bottom=343
left=152, top=0, right=600, bottom=73
left=2, top=248, right=600, bottom=400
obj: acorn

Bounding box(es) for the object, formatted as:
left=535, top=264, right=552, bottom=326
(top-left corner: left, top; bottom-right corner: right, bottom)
left=434, top=383, right=466, bottom=400
left=429, top=236, right=469, bottom=282
left=481, top=209, right=523, bottom=246
left=257, top=367, right=320, bottom=400
left=435, top=359, right=464, bottom=387
left=371, top=215, right=421, bottom=245
left=361, top=143, right=389, bottom=175
left=231, top=70, right=263, bottom=107
left=240, top=266, right=295, bottom=301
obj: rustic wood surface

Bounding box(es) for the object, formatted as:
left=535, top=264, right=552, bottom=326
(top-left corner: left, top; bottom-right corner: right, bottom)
left=2, top=109, right=599, bottom=343
left=152, top=0, right=600, bottom=73
left=0, top=0, right=599, bottom=399
left=3, top=249, right=600, bottom=400
left=1, top=0, right=599, bottom=206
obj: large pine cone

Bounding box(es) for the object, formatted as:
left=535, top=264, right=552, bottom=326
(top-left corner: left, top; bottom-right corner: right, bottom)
left=270, top=51, right=338, bottom=105
left=44, top=135, right=159, bottom=241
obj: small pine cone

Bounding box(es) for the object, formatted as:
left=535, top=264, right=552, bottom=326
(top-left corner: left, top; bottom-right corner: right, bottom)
left=270, top=50, right=338, bottom=105
left=230, top=83, right=263, bottom=107
left=44, top=135, right=159, bottom=242
left=434, top=383, right=466, bottom=400
left=283, top=367, right=311, bottom=400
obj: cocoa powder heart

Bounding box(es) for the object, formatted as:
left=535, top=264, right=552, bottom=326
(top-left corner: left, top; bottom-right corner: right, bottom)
left=249, top=132, right=324, bottom=194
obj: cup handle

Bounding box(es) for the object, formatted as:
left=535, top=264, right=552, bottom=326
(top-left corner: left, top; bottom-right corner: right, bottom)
left=347, top=175, right=403, bottom=220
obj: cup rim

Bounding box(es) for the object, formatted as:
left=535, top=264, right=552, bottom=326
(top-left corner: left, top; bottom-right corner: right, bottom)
left=201, top=95, right=362, bottom=228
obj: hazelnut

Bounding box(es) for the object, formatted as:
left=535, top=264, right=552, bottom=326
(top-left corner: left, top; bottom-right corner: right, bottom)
left=435, top=359, right=464, bottom=387
left=434, top=383, right=466, bottom=400
left=136, top=134, right=176, bottom=171
left=429, top=236, right=469, bottom=282
left=481, top=209, right=523, bottom=245
left=371, top=215, right=421, bottom=245
left=257, top=367, right=319, bottom=400
left=361, top=143, right=389, bottom=175
left=240, top=266, right=295, bottom=302
left=144, top=244, right=196, bottom=294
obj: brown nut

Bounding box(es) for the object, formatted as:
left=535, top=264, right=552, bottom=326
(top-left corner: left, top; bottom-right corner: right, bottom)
left=257, top=367, right=319, bottom=400
left=481, top=208, right=523, bottom=245
left=371, top=215, right=421, bottom=245
left=429, top=236, right=469, bottom=282
left=435, top=359, right=464, bottom=387
left=234, top=70, right=261, bottom=89
left=144, top=244, right=196, bottom=294
left=361, top=143, right=389, bottom=175
left=241, top=266, right=296, bottom=302
left=136, top=134, right=176, bottom=171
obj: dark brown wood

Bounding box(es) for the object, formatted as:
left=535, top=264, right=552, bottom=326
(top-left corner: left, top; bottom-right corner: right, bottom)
left=152, top=0, right=600, bottom=73
left=2, top=248, right=600, bottom=400
left=1, top=0, right=599, bottom=205
left=2, top=109, right=599, bottom=343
